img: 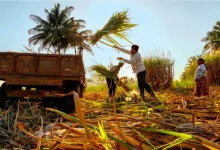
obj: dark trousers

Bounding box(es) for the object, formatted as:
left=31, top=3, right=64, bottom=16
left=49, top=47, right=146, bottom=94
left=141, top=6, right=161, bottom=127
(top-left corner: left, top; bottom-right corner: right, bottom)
left=106, top=78, right=116, bottom=97
left=137, top=70, right=153, bottom=99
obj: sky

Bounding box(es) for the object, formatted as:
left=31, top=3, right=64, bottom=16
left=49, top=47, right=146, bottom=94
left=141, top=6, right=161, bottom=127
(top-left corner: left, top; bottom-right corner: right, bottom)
left=0, top=0, right=219, bottom=80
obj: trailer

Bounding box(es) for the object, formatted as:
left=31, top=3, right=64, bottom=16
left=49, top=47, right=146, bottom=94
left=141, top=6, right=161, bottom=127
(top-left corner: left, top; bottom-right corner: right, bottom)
left=0, top=52, right=86, bottom=113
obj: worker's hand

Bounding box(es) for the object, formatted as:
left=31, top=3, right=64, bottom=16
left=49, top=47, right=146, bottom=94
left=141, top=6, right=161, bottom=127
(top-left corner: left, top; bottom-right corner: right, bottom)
left=117, top=57, right=122, bottom=60
left=113, top=45, right=118, bottom=49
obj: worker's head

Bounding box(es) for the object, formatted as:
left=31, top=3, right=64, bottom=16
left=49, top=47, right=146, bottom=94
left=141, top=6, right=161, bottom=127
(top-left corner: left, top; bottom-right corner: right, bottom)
left=198, top=58, right=205, bottom=65
left=131, top=45, right=139, bottom=55
left=118, top=60, right=124, bottom=67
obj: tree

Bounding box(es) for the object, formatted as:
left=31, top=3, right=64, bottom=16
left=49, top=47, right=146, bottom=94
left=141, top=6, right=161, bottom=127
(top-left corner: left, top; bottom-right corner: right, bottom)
left=180, top=55, right=201, bottom=82
left=68, top=30, right=93, bottom=55
left=202, top=21, right=220, bottom=54
left=28, top=3, right=92, bottom=54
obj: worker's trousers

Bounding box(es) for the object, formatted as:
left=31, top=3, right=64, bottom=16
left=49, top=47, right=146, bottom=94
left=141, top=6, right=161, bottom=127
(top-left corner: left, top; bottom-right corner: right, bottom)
left=137, top=70, right=153, bottom=99
left=106, top=78, right=116, bottom=97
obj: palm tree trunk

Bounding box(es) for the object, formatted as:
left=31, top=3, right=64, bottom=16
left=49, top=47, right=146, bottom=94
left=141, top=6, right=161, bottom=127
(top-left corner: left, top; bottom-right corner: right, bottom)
left=57, top=47, right=61, bottom=55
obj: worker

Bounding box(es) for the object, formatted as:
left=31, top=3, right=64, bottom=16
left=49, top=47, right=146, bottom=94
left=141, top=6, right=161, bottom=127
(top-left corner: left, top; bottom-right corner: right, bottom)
left=106, top=61, right=124, bottom=102
left=194, top=58, right=209, bottom=97
left=113, top=45, right=159, bottom=104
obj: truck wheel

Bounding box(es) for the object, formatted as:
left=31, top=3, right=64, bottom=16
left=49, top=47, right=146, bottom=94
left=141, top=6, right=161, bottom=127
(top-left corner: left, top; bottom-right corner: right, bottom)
left=63, top=81, right=80, bottom=95
left=63, top=94, right=75, bottom=114
left=0, top=82, right=7, bottom=108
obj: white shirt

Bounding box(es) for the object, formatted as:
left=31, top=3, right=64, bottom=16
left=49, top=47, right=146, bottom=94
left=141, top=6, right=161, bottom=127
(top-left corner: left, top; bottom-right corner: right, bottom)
left=194, top=64, right=207, bottom=80
left=116, top=47, right=146, bottom=73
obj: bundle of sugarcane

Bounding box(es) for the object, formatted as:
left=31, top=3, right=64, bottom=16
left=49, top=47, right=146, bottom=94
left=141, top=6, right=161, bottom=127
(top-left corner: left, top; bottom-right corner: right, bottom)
left=90, top=64, right=116, bottom=80
left=91, top=65, right=132, bottom=92
left=118, top=76, right=132, bottom=92
left=90, top=10, right=137, bottom=47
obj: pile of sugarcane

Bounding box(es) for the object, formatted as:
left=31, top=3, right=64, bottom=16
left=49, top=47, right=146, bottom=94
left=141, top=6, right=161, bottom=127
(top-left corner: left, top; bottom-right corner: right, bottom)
left=117, top=76, right=131, bottom=92
left=90, top=10, right=137, bottom=47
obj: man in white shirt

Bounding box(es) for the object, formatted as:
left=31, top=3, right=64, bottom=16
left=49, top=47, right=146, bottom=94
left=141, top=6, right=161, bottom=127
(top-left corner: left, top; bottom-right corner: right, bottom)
left=113, top=45, right=157, bottom=100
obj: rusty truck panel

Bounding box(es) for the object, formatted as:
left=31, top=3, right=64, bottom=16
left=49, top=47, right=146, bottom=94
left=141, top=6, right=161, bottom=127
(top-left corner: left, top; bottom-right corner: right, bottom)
left=38, top=56, right=59, bottom=75
left=0, top=54, right=14, bottom=73
left=0, top=52, right=83, bottom=76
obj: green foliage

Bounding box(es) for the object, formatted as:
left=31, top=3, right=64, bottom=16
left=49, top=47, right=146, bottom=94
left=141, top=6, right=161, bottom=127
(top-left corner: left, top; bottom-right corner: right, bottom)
left=180, top=52, right=220, bottom=85
left=180, top=55, right=200, bottom=82
left=172, top=80, right=194, bottom=89
left=202, top=21, right=220, bottom=54
left=86, top=84, right=107, bottom=93
left=96, top=120, right=113, bottom=150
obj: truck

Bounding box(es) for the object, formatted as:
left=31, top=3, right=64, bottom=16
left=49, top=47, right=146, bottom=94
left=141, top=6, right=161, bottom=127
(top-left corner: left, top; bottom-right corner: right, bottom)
left=0, top=52, right=86, bottom=113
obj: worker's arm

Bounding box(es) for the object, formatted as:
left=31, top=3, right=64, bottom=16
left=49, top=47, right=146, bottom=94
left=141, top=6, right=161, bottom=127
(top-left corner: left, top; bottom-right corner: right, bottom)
left=121, top=58, right=131, bottom=64
left=113, top=46, right=131, bottom=55
left=118, top=53, right=141, bottom=65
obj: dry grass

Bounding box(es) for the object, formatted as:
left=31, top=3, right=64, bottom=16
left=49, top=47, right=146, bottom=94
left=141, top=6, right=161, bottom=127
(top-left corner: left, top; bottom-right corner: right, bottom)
left=0, top=100, right=58, bottom=149
left=0, top=86, right=218, bottom=149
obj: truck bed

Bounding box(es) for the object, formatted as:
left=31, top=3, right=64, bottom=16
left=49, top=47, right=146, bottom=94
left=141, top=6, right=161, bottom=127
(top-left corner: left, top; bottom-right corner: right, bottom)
left=0, top=52, right=85, bottom=86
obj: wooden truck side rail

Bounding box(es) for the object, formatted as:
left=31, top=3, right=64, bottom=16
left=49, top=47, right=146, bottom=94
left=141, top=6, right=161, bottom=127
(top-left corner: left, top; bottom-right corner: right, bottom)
left=0, top=52, right=83, bottom=75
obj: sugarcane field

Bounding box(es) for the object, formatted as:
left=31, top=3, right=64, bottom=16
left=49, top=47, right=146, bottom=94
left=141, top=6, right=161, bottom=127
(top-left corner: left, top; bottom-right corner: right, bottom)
left=1, top=1, right=220, bottom=150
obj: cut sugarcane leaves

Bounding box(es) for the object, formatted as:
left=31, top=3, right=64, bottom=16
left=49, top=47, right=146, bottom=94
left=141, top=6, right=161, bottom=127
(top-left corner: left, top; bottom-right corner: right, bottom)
left=91, top=9, right=137, bottom=47
left=90, top=64, right=131, bottom=92
left=90, top=64, right=116, bottom=80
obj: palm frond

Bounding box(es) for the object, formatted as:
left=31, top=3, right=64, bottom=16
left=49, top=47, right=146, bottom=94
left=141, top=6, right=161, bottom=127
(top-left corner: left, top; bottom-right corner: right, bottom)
left=30, top=15, right=50, bottom=27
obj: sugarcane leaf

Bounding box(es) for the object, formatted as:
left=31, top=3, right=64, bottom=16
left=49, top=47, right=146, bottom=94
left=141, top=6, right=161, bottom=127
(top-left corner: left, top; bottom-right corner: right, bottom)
left=91, top=9, right=137, bottom=47
left=46, top=108, right=137, bottom=150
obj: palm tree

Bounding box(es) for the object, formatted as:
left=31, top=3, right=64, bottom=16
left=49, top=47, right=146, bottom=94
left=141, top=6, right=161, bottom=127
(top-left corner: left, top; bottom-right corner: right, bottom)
left=202, top=21, right=220, bottom=54
left=28, top=3, right=91, bottom=54
left=180, top=55, right=201, bottom=81
left=68, top=30, right=93, bottom=55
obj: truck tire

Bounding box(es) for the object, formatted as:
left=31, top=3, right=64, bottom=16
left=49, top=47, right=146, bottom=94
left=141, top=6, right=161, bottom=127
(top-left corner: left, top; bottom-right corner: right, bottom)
left=63, top=94, right=75, bottom=114
left=63, top=81, right=80, bottom=95
left=0, top=81, right=7, bottom=108
left=42, top=94, right=75, bottom=114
